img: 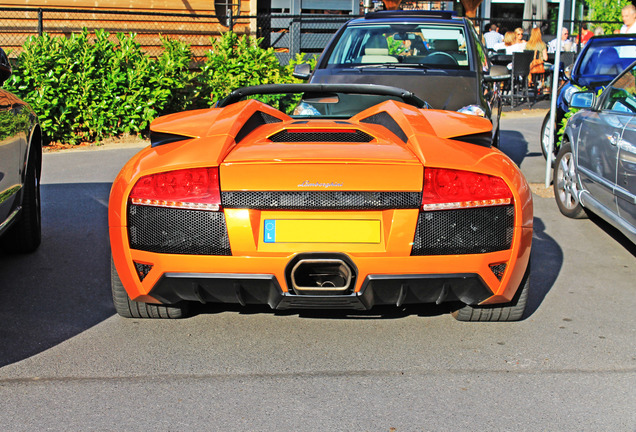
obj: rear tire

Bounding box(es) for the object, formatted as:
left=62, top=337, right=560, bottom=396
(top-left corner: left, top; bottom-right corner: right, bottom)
left=452, top=261, right=530, bottom=322
left=111, top=255, right=188, bottom=319
left=1, top=148, right=41, bottom=253
left=553, top=142, right=587, bottom=219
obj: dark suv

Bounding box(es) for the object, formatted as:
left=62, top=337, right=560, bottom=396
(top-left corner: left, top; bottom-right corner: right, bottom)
left=294, top=10, right=508, bottom=146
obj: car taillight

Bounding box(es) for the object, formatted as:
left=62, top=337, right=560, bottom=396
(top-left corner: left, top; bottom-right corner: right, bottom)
left=129, top=167, right=221, bottom=211
left=421, top=168, right=512, bottom=211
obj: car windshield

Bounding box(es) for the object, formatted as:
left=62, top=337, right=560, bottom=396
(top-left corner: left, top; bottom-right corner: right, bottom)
left=325, top=23, right=471, bottom=70
left=578, top=39, right=636, bottom=76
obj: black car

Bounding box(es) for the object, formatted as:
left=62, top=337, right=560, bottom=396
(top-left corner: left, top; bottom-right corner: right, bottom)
left=293, top=10, right=508, bottom=146
left=541, top=34, right=636, bottom=159
left=0, top=48, right=42, bottom=253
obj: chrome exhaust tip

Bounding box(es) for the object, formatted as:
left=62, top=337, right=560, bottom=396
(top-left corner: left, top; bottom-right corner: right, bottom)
left=290, top=258, right=353, bottom=293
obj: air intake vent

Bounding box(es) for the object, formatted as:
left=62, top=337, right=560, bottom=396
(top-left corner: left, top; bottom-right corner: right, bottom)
left=134, top=262, right=153, bottom=281
left=450, top=132, right=492, bottom=148
left=411, top=205, right=514, bottom=255
left=235, top=111, right=282, bottom=143
left=489, top=263, right=507, bottom=281
left=361, top=111, right=408, bottom=143
left=150, top=132, right=191, bottom=148
left=269, top=129, right=373, bottom=143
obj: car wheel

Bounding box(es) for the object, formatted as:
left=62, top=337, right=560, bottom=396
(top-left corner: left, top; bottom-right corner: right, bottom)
left=553, top=142, right=587, bottom=219
left=111, top=255, right=189, bottom=319
left=540, top=111, right=556, bottom=161
left=452, top=260, right=530, bottom=322
left=1, top=150, right=41, bottom=253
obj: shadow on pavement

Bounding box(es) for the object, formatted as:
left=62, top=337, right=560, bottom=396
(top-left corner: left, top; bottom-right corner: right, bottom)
left=499, top=129, right=532, bottom=167
left=0, top=183, right=115, bottom=368
left=0, top=183, right=564, bottom=367
left=525, top=217, right=562, bottom=319
left=587, top=212, right=636, bottom=257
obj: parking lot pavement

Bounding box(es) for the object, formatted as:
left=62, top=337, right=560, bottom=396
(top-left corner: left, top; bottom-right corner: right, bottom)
left=0, top=113, right=633, bottom=431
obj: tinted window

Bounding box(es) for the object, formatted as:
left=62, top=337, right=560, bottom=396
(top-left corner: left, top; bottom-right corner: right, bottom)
left=325, top=23, right=470, bottom=69
left=578, top=40, right=636, bottom=76
left=600, top=67, right=636, bottom=113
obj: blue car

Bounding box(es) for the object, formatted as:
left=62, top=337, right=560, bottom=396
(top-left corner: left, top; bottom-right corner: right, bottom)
left=541, top=34, right=636, bottom=159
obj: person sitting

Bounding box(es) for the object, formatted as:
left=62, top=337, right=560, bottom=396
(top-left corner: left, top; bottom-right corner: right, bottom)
left=525, top=27, right=549, bottom=90
left=484, top=23, right=504, bottom=50
left=502, top=31, right=519, bottom=54
left=548, top=28, right=576, bottom=53
left=507, top=28, right=527, bottom=54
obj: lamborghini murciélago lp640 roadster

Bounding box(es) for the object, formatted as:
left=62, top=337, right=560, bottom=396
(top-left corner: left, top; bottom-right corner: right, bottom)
left=109, top=84, right=533, bottom=321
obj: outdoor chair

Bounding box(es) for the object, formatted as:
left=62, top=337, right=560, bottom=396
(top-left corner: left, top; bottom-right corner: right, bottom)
left=507, top=51, right=533, bottom=107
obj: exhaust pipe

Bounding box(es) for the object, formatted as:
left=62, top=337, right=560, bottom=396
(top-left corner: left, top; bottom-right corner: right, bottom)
left=290, top=258, right=353, bottom=293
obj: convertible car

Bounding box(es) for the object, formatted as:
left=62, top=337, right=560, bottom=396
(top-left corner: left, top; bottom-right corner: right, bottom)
left=109, top=84, right=533, bottom=321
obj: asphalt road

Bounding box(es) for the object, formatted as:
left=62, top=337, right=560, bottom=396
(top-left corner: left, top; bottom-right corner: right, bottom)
left=0, top=113, right=634, bottom=431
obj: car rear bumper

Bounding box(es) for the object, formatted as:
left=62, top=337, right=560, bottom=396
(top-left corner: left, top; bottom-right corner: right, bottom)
left=149, top=271, right=493, bottom=310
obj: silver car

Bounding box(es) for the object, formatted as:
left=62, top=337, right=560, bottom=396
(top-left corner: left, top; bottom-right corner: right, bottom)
left=554, top=59, right=636, bottom=244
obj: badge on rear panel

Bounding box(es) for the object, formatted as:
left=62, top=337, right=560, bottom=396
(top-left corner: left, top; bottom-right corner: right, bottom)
left=264, top=220, right=276, bottom=243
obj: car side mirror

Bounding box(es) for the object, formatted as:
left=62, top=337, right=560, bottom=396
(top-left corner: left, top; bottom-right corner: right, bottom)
left=570, top=91, right=595, bottom=109
left=0, top=48, right=11, bottom=85
left=293, top=63, right=311, bottom=80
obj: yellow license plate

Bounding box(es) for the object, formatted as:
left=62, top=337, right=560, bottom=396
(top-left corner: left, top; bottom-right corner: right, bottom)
left=263, top=219, right=381, bottom=243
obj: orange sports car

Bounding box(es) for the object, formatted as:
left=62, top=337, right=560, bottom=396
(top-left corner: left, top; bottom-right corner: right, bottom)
left=109, top=84, right=533, bottom=321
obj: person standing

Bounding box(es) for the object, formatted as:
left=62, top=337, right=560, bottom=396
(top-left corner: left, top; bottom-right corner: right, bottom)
left=484, top=23, right=504, bottom=50
left=578, top=24, right=593, bottom=46
left=620, top=4, right=636, bottom=33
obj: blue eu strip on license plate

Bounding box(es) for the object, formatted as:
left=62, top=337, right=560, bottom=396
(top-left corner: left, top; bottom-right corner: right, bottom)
left=264, top=220, right=276, bottom=243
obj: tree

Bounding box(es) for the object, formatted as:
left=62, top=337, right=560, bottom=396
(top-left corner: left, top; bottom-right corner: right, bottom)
left=585, top=0, right=631, bottom=34
left=460, top=0, right=483, bottom=18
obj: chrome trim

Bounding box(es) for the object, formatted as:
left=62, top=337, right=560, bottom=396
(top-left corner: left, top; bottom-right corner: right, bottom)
left=0, top=206, right=21, bottom=233
left=577, top=165, right=617, bottom=191
left=0, top=185, right=21, bottom=205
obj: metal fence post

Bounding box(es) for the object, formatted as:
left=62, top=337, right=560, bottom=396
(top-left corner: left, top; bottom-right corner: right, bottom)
left=38, top=9, right=43, bottom=36
left=226, top=7, right=234, bottom=31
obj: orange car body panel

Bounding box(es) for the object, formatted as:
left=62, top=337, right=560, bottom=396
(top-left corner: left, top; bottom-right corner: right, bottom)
left=109, top=99, right=532, bottom=307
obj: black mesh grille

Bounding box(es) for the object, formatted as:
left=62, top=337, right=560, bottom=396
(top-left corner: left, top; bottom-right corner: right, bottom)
left=222, top=191, right=421, bottom=210
left=411, top=205, right=514, bottom=255
left=489, top=263, right=507, bottom=281
left=128, top=205, right=231, bottom=255
left=134, top=262, right=153, bottom=281
left=269, top=130, right=374, bottom=142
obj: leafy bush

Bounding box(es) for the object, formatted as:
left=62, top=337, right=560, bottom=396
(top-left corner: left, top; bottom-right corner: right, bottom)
left=192, top=32, right=306, bottom=111
left=7, top=29, right=195, bottom=144
left=7, top=29, right=314, bottom=144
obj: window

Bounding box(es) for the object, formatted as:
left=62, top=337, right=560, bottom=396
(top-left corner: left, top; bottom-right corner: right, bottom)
left=326, top=23, right=470, bottom=69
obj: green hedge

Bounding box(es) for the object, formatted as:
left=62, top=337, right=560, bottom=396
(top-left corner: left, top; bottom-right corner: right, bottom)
left=6, top=30, right=312, bottom=145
